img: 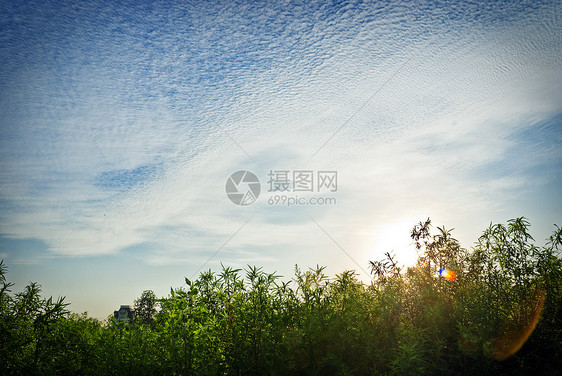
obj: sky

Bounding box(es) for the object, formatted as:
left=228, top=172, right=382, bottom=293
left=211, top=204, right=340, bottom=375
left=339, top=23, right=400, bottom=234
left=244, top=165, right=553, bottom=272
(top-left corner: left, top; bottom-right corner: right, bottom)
left=0, top=0, right=560, bottom=319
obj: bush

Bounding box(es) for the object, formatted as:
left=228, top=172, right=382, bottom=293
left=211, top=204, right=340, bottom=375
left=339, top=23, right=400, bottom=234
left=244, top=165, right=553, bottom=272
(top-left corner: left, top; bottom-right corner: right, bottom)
left=0, top=217, right=560, bottom=375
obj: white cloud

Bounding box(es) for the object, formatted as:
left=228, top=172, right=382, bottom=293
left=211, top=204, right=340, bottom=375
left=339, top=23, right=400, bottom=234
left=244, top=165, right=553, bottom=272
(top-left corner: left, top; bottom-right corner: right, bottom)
left=0, top=0, right=560, bottom=280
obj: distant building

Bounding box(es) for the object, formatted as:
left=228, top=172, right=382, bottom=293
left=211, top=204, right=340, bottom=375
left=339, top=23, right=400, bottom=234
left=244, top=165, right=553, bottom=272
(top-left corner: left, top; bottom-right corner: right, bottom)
left=114, top=305, right=135, bottom=322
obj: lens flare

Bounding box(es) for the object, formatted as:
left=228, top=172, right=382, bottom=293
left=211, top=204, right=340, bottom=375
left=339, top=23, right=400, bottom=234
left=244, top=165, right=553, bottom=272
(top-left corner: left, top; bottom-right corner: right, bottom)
left=493, top=288, right=546, bottom=360
left=438, top=268, right=457, bottom=281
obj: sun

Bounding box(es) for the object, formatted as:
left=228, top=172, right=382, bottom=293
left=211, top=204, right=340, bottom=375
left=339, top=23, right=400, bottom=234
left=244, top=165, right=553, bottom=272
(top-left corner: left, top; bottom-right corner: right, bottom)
left=368, top=219, right=420, bottom=268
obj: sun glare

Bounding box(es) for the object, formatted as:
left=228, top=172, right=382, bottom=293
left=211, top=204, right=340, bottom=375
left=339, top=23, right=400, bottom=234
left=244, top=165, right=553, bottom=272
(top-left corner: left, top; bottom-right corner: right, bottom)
left=369, top=219, right=420, bottom=268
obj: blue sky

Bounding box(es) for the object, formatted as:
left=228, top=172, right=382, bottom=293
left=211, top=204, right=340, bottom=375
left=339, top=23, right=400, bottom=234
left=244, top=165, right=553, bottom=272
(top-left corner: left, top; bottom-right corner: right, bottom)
left=1, top=0, right=561, bottom=319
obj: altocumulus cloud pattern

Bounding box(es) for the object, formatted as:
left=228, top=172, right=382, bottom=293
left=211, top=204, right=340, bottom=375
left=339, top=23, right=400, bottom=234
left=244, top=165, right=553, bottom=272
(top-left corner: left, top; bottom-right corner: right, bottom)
left=0, top=0, right=560, bottom=270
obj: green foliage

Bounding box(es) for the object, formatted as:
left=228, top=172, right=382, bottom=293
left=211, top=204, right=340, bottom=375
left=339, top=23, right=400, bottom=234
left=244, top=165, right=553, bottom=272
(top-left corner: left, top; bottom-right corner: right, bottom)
left=134, top=290, right=158, bottom=325
left=0, top=217, right=561, bottom=375
left=0, top=264, right=70, bottom=375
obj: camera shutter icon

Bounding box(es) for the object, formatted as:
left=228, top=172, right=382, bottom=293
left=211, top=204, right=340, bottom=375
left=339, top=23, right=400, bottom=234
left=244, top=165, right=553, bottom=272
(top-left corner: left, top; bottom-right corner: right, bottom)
left=225, top=170, right=261, bottom=206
